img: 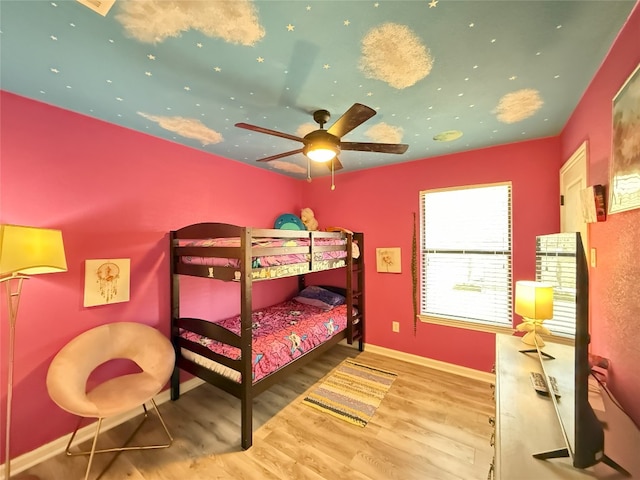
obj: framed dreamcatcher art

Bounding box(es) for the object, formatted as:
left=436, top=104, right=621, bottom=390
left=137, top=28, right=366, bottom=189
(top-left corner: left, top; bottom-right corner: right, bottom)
left=83, top=258, right=130, bottom=307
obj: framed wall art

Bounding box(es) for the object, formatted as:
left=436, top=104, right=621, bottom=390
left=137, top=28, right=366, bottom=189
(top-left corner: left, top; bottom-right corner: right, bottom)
left=376, top=247, right=401, bottom=273
left=84, top=258, right=131, bottom=307
left=608, top=63, right=640, bottom=214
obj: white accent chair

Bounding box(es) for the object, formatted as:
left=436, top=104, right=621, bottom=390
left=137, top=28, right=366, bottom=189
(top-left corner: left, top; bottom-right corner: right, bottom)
left=46, top=322, right=175, bottom=480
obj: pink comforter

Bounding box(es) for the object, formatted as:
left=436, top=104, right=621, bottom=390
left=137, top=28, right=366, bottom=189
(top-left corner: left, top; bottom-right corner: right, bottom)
left=180, top=237, right=348, bottom=268
left=180, top=300, right=348, bottom=382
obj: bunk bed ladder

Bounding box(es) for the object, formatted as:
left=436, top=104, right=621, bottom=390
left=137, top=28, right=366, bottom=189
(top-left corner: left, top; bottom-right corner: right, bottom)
left=357, top=232, right=365, bottom=351
left=346, top=232, right=365, bottom=351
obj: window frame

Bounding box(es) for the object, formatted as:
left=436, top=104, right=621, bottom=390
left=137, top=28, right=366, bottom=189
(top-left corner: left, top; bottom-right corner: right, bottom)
left=418, top=182, right=515, bottom=335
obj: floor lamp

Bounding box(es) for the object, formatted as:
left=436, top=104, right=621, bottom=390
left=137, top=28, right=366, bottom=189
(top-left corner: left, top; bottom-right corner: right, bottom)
left=1, top=225, right=67, bottom=480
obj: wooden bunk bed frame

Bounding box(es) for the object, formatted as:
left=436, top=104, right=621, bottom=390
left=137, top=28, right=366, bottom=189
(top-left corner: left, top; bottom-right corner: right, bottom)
left=169, top=222, right=364, bottom=449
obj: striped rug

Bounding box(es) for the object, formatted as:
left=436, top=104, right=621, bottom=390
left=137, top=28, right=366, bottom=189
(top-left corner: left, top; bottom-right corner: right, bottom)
left=302, top=359, right=397, bottom=427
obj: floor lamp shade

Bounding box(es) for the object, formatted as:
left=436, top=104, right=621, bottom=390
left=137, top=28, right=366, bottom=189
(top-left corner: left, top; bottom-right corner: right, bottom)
left=0, top=225, right=67, bottom=276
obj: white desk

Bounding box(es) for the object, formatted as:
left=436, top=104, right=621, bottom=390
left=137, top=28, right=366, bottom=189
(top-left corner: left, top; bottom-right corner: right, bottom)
left=494, top=334, right=637, bottom=480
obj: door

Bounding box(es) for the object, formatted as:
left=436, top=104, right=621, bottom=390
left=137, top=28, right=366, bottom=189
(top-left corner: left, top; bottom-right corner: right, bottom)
left=560, top=141, right=588, bottom=249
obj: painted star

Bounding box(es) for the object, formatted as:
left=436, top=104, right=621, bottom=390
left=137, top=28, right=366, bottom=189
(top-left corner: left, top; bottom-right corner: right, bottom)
left=184, top=86, right=191, bottom=91
left=147, top=54, right=155, bottom=60
left=145, top=71, right=152, bottom=76
left=50, top=35, right=57, bottom=41
left=214, top=66, right=221, bottom=72
left=196, top=42, right=203, bottom=48
left=367, top=92, right=373, bottom=96
left=323, top=64, right=330, bottom=69
left=286, top=24, right=295, bottom=31
left=50, top=68, right=59, bottom=73
left=374, top=2, right=379, bottom=7
left=509, top=75, right=517, bottom=80
left=344, top=20, right=350, bottom=26
left=257, top=57, right=264, bottom=63
left=429, top=0, right=438, bottom=7
left=306, top=5, right=311, bottom=11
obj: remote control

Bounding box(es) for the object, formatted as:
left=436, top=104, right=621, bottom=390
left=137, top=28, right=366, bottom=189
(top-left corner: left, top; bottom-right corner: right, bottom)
left=530, top=372, right=561, bottom=397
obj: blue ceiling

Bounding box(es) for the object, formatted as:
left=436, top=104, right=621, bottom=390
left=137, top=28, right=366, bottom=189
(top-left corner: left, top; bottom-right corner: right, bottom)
left=0, top=0, right=635, bottom=178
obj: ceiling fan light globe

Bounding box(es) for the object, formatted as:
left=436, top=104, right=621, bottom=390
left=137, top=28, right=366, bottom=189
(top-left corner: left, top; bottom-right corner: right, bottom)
left=306, top=147, right=337, bottom=162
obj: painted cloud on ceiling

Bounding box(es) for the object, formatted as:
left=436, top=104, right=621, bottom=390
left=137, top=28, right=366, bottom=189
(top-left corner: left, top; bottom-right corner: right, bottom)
left=360, top=23, right=434, bottom=89
left=495, top=89, right=544, bottom=124
left=115, top=0, right=265, bottom=46
left=365, top=123, right=404, bottom=144
left=137, top=113, right=223, bottom=145
left=269, top=161, right=306, bottom=174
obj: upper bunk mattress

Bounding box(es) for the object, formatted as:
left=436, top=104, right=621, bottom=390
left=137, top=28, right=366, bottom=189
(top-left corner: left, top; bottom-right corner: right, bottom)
left=180, top=300, right=349, bottom=383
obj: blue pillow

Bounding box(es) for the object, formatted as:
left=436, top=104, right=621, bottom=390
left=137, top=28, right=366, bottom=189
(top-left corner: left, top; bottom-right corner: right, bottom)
left=293, top=286, right=345, bottom=310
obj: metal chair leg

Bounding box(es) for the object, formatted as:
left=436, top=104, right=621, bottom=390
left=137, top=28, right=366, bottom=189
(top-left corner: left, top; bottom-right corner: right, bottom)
left=64, top=402, right=172, bottom=479
left=85, top=418, right=102, bottom=480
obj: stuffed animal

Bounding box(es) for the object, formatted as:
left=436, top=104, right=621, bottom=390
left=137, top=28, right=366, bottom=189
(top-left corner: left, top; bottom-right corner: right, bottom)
left=301, top=207, right=319, bottom=231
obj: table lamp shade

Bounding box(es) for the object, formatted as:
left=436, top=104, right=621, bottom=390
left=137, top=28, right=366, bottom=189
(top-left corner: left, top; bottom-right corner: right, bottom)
left=0, top=224, right=67, bottom=276
left=515, top=281, right=553, bottom=320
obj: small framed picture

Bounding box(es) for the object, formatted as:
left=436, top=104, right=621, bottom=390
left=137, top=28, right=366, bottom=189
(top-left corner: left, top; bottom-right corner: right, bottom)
left=84, top=258, right=130, bottom=307
left=376, top=248, right=401, bottom=273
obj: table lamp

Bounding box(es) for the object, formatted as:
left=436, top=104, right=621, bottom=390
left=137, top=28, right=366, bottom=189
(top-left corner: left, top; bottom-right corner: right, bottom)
left=1, top=225, right=67, bottom=480
left=515, top=280, right=554, bottom=347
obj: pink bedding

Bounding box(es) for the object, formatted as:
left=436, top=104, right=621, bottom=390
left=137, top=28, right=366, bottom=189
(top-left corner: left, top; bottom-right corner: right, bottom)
left=179, top=237, right=348, bottom=268
left=180, top=300, right=348, bottom=383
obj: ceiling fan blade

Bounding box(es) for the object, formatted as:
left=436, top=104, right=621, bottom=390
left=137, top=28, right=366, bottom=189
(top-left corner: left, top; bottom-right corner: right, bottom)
left=257, top=148, right=304, bottom=162
left=327, top=103, right=376, bottom=138
left=235, top=123, right=304, bottom=143
left=326, top=157, right=343, bottom=171
left=340, top=142, right=409, bottom=154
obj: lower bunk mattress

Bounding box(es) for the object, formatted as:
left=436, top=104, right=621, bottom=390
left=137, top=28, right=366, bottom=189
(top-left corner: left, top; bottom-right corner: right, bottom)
left=179, top=300, right=353, bottom=383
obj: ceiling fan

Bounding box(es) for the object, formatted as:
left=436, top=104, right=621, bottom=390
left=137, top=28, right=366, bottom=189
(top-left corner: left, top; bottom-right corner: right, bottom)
left=235, top=103, right=409, bottom=171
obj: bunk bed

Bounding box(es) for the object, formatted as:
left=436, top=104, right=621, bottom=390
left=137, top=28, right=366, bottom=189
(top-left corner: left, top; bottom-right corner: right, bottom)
left=169, top=222, right=365, bottom=449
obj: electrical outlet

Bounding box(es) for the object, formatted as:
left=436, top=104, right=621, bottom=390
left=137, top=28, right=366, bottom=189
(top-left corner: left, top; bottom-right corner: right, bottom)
left=590, top=248, right=597, bottom=267
left=392, top=321, right=400, bottom=333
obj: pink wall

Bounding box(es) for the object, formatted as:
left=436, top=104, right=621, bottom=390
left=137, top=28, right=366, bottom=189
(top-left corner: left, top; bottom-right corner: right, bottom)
left=561, top=2, right=640, bottom=424
left=303, top=137, right=561, bottom=372
left=0, top=91, right=304, bottom=460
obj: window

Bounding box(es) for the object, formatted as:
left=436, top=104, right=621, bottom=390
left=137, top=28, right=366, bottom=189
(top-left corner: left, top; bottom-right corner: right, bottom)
left=535, top=233, right=577, bottom=339
left=420, top=183, right=512, bottom=331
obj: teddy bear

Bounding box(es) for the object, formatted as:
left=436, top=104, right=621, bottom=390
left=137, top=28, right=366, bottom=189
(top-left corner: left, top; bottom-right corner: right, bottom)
left=300, top=207, right=319, bottom=231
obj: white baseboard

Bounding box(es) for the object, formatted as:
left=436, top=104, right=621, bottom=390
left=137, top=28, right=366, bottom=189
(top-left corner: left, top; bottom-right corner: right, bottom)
left=362, top=343, right=495, bottom=384
left=2, top=377, right=204, bottom=479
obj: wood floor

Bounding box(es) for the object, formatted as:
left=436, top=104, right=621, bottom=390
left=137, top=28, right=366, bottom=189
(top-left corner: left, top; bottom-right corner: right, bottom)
left=23, top=346, right=495, bottom=480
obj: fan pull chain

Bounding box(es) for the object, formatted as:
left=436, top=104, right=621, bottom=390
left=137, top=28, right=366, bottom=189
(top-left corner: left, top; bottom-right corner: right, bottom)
left=307, top=158, right=312, bottom=183
left=331, top=160, right=335, bottom=190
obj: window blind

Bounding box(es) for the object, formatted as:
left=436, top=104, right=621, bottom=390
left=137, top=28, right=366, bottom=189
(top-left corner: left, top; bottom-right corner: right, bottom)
left=535, top=233, right=577, bottom=338
left=420, top=183, right=512, bottom=327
